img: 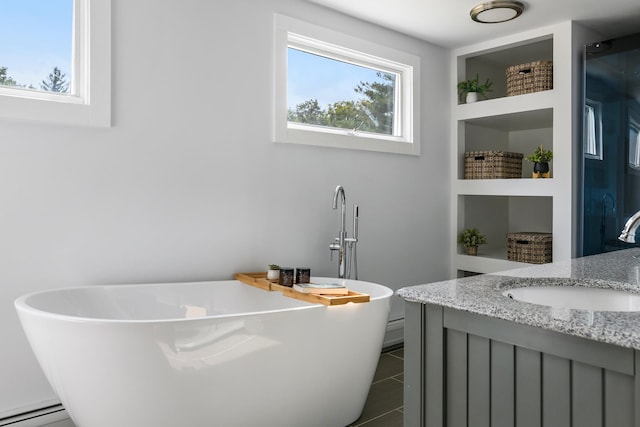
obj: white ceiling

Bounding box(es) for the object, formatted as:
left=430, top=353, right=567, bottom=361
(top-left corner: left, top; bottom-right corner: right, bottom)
left=309, top=0, right=640, bottom=48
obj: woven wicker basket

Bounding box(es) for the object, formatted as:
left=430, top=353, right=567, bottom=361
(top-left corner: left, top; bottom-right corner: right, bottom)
left=506, top=60, right=553, bottom=96
left=464, top=151, right=523, bottom=179
left=507, top=232, right=552, bottom=264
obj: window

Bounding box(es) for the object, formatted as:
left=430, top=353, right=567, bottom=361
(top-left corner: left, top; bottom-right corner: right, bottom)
left=274, top=14, right=420, bottom=155
left=629, top=118, right=640, bottom=169
left=584, top=99, right=602, bottom=160
left=0, top=0, right=110, bottom=127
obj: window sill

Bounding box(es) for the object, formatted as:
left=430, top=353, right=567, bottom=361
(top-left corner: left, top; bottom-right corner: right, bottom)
left=274, top=126, right=420, bottom=156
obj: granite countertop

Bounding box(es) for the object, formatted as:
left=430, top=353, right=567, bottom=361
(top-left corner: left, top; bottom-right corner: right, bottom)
left=397, top=248, right=640, bottom=350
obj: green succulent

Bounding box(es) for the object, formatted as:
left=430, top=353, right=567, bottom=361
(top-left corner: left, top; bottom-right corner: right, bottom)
left=525, top=145, right=553, bottom=163
left=268, top=264, right=280, bottom=270
left=457, top=228, right=488, bottom=247
left=457, top=74, right=493, bottom=101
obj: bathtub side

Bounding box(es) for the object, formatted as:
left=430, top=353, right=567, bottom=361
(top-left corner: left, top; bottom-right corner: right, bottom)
left=15, top=283, right=392, bottom=427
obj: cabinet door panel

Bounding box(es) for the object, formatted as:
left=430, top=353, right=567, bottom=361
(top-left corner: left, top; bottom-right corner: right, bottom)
left=515, top=347, right=541, bottom=427
left=542, top=354, right=570, bottom=426
left=604, top=369, right=633, bottom=427
left=491, top=340, right=515, bottom=427
left=446, top=329, right=468, bottom=427
left=572, top=361, right=602, bottom=427
left=468, top=334, right=490, bottom=427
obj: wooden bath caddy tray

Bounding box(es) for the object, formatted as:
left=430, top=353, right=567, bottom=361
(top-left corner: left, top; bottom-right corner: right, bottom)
left=234, top=272, right=370, bottom=306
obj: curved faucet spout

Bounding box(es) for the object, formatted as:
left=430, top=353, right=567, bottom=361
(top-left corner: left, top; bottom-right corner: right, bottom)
left=331, top=185, right=349, bottom=279
left=620, top=210, right=640, bottom=243
left=333, top=185, right=346, bottom=232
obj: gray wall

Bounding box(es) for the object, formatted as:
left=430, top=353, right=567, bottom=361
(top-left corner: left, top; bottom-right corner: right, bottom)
left=0, top=0, right=451, bottom=416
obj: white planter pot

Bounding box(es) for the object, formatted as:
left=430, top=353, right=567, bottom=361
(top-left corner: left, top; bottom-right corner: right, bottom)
left=466, top=92, right=479, bottom=103
left=267, top=269, right=280, bottom=281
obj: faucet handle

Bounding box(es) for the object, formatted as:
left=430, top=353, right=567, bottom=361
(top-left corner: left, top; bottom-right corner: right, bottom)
left=329, top=242, right=340, bottom=261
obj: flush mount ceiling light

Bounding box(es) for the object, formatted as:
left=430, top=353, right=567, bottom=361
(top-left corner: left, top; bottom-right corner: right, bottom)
left=470, top=1, right=525, bottom=24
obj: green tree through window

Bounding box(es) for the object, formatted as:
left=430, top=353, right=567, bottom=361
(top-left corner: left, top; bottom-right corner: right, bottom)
left=0, top=67, right=18, bottom=87
left=354, top=72, right=395, bottom=134
left=0, top=65, right=69, bottom=92
left=41, top=66, right=69, bottom=93
left=288, top=71, right=396, bottom=134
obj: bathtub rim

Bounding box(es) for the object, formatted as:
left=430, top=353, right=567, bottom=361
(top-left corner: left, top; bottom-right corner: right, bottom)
left=15, top=277, right=393, bottom=325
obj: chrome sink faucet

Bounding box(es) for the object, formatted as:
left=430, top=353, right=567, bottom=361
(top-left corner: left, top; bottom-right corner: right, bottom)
left=329, top=185, right=359, bottom=279
left=619, top=210, right=640, bottom=243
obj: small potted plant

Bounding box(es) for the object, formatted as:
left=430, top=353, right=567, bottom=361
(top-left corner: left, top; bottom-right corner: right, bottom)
left=457, top=228, right=488, bottom=256
left=457, top=74, right=493, bottom=103
left=267, top=264, right=280, bottom=281
left=525, top=145, right=553, bottom=178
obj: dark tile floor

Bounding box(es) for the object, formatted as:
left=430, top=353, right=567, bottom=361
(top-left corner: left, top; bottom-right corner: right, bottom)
left=348, top=346, right=404, bottom=427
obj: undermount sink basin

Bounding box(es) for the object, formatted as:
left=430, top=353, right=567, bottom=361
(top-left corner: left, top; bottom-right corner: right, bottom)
left=503, top=285, right=640, bottom=311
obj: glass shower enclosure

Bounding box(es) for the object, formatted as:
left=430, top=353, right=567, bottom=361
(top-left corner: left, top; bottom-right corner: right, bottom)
left=583, top=32, right=640, bottom=256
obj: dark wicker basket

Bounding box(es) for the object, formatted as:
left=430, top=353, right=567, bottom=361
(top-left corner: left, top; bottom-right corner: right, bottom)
left=507, top=232, right=552, bottom=264
left=464, top=151, right=523, bottom=179
left=506, top=60, right=553, bottom=96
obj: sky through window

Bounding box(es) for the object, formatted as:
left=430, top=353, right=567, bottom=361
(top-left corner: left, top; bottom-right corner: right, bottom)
left=0, top=0, right=73, bottom=89
left=287, top=47, right=389, bottom=110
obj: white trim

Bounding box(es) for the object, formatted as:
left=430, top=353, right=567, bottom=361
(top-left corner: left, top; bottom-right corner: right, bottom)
left=73, top=0, right=88, bottom=101
left=273, top=14, right=420, bottom=156
left=0, top=405, right=72, bottom=427
left=0, top=0, right=110, bottom=127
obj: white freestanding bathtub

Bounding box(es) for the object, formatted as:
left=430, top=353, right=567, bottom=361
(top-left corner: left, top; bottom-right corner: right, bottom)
left=15, top=278, right=392, bottom=427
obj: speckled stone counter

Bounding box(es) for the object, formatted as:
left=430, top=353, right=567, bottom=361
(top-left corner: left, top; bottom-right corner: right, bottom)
left=397, top=247, right=640, bottom=350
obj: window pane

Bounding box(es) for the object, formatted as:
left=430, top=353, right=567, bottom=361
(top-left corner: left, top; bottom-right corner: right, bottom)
left=584, top=105, right=597, bottom=155
left=287, top=47, right=396, bottom=136
left=0, top=0, right=73, bottom=93
left=584, top=100, right=603, bottom=160
left=629, top=125, right=640, bottom=168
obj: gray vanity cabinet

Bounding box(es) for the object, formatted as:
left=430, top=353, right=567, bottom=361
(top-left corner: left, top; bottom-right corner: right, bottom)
left=404, top=302, right=640, bottom=427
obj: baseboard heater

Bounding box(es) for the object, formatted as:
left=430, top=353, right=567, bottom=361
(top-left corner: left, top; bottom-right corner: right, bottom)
left=384, top=317, right=404, bottom=349
left=0, top=405, right=71, bottom=427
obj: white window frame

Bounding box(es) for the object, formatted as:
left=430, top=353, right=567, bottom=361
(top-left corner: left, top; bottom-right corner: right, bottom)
left=0, top=0, right=110, bottom=127
left=273, top=14, right=420, bottom=156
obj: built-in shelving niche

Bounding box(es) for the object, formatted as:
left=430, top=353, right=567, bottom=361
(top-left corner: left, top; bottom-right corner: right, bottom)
left=456, top=194, right=552, bottom=274
left=451, top=22, right=590, bottom=276
left=458, top=108, right=553, bottom=180
left=458, top=37, right=553, bottom=103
